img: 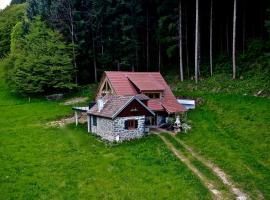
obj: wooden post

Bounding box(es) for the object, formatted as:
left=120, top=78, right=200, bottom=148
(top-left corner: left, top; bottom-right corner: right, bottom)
left=87, top=115, right=90, bottom=133
left=75, top=111, right=78, bottom=126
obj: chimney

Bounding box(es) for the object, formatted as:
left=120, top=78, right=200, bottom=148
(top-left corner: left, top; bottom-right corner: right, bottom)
left=97, top=99, right=104, bottom=112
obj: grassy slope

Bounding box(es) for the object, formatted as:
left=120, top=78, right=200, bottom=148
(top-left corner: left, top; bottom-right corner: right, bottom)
left=168, top=72, right=270, bottom=98
left=173, top=91, right=270, bottom=198
left=0, top=61, right=210, bottom=199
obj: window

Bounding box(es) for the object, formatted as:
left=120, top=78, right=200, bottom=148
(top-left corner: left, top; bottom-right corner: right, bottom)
left=144, top=93, right=160, bottom=99
left=92, top=116, right=97, bottom=126
left=124, top=120, right=138, bottom=130
left=101, top=80, right=112, bottom=96
left=130, top=107, right=138, bottom=112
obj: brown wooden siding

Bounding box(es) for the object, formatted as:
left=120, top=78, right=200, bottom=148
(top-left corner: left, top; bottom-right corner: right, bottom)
left=117, top=99, right=153, bottom=117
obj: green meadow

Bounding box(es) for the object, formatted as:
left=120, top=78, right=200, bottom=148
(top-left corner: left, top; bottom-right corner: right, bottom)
left=1, top=61, right=270, bottom=199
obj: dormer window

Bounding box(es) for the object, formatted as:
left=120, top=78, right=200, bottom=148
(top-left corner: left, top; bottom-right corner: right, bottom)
left=144, top=93, right=161, bottom=99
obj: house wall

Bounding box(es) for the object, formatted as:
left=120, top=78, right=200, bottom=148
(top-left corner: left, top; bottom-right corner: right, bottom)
left=91, top=117, right=114, bottom=141
left=113, top=116, right=145, bottom=141
left=91, top=115, right=146, bottom=142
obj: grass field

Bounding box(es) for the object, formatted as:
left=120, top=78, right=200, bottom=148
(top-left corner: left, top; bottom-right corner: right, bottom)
left=1, top=59, right=270, bottom=199
left=173, top=92, right=270, bottom=199
left=0, top=61, right=210, bottom=199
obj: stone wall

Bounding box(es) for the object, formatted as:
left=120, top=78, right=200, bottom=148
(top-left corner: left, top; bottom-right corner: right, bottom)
left=113, top=116, right=145, bottom=141
left=91, top=116, right=114, bottom=141
left=91, top=115, right=146, bottom=142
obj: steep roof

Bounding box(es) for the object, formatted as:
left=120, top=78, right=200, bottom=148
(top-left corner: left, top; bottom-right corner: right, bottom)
left=135, top=93, right=150, bottom=101
left=127, top=74, right=165, bottom=92
left=88, top=95, right=155, bottom=119
left=104, top=71, right=186, bottom=113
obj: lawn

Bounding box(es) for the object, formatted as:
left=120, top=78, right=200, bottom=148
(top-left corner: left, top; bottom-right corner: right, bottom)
left=0, top=61, right=210, bottom=199
left=1, top=59, right=270, bottom=199
left=174, top=92, right=270, bottom=199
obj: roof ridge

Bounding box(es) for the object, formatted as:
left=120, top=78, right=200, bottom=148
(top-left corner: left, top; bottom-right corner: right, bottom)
left=105, top=71, right=161, bottom=74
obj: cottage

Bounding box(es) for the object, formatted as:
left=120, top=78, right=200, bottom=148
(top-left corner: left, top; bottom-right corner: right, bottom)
left=87, top=95, right=155, bottom=141
left=84, top=71, right=186, bottom=141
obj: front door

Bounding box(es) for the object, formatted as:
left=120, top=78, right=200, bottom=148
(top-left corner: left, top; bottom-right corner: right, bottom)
left=145, top=116, right=156, bottom=126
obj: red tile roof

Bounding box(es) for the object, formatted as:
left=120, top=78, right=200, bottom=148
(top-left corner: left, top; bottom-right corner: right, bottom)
left=135, top=93, right=150, bottom=101
left=89, top=95, right=133, bottom=118
left=104, top=71, right=186, bottom=113
left=127, top=74, right=165, bottom=91
left=88, top=95, right=155, bottom=118
left=147, top=99, right=163, bottom=111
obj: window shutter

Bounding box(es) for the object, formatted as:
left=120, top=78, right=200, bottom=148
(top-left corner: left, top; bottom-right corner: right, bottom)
left=124, top=120, right=128, bottom=129
left=93, top=116, right=97, bottom=126
left=135, top=120, right=138, bottom=128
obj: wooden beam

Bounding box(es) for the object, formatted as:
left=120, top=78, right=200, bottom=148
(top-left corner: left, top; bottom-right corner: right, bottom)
left=75, top=111, right=78, bottom=126
left=87, top=115, right=91, bottom=133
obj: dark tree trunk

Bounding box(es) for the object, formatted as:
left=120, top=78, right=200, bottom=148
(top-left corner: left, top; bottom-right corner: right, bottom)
left=242, top=3, right=245, bottom=54
left=195, top=0, right=199, bottom=83
left=232, top=0, right=237, bottom=79
left=117, top=60, right=120, bottom=71
left=67, top=2, right=77, bottom=84
left=209, top=0, right=213, bottom=76
left=226, top=17, right=230, bottom=55
left=92, top=38, right=97, bottom=82
left=198, top=20, right=201, bottom=77
left=146, top=8, right=149, bottom=72
left=136, top=46, right=139, bottom=71
left=185, top=7, right=189, bottom=78
left=178, top=0, right=184, bottom=81
left=92, top=36, right=97, bottom=82
left=158, top=42, right=161, bottom=72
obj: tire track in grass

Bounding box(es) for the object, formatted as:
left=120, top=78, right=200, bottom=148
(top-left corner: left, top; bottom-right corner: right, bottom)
left=155, top=133, right=224, bottom=200
left=170, top=133, right=250, bottom=200
left=163, top=133, right=234, bottom=199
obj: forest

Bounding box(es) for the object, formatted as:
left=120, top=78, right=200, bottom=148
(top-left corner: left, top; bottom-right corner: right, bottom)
left=0, top=0, right=269, bottom=94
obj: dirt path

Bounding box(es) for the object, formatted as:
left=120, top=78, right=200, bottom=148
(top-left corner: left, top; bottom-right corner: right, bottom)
left=47, top=113, right=87, bottom=127
left=156, top=133, right=225, bottom=200
left=62, top=97, right=88, bottom=105
left=171, top=135, right=250, bottom=200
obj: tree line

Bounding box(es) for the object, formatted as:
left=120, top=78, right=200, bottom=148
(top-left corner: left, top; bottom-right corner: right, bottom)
left=1, top=0, right=269, bottom=94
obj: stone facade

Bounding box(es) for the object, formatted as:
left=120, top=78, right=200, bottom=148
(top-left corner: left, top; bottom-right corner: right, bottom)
left=91, top=116, right=114, bottom=140
left=91, top=115, right=146, bottom=142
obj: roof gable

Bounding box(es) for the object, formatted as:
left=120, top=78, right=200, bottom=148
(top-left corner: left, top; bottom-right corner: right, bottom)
left=88, top=95, right=155, bottom=119
left=113, top=97, right=155, bottom=118
left=103, top=71, right=186, bottom=113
